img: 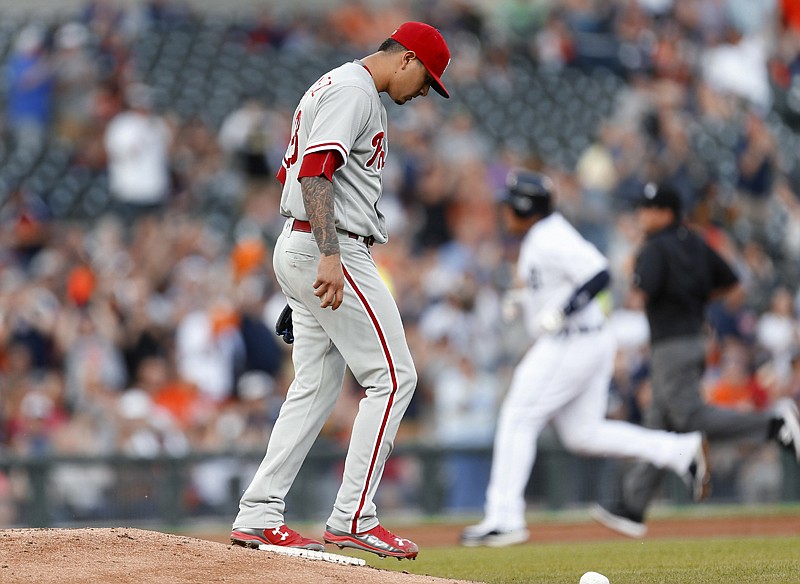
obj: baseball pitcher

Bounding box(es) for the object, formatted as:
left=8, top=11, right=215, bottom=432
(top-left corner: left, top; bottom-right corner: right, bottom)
left=231, top=22, right=451, bottom=560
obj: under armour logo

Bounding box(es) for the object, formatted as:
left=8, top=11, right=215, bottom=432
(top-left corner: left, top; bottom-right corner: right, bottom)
left=272, top=527, right=289, bottom=541
left=394, top=537, right=406, bottom=546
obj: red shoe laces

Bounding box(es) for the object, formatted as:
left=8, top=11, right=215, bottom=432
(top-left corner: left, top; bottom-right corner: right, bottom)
left=372, top=525, right=407, bottom=546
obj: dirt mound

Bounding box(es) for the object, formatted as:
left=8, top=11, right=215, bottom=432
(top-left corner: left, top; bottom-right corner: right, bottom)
left=0, top=527, right=480, bottom=584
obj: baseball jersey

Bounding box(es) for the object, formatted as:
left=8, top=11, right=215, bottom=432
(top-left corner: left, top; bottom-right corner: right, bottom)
left=278, top=60, right=388, bottom=243
left=517, top=212, right=607, bottom=335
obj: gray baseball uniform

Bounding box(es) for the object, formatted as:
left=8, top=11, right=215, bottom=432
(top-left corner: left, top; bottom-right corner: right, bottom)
left=277, top=62, right=388, bottom=243
left=234, top=60, right=416, bottom=535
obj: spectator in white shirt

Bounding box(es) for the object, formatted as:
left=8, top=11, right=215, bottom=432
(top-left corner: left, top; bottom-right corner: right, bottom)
left=104, top=83, right=172, bottom=227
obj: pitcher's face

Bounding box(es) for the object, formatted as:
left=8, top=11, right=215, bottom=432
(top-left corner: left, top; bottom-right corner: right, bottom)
left=388, top=53, right=432, bottom=104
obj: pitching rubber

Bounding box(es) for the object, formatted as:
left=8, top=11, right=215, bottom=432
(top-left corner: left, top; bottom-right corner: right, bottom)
left=258, top=544, right=366, bottom=566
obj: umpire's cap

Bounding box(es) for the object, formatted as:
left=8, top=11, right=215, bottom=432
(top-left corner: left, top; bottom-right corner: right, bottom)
left=503, top=169, right=554, bottom=218
left=390, top=22, right=451, bottom=98
left=638, top=182, right=682, bottom=216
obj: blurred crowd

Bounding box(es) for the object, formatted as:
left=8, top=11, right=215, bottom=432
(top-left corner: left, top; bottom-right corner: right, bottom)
left=2, top=0, right=800, bottom=525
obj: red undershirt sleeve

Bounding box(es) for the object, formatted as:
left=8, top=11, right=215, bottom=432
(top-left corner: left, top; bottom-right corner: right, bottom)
left=298, top=150, right=344, bottom=182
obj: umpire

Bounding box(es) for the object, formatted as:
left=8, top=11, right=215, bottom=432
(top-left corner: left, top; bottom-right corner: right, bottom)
left=592, top=183, right=800, bottom=538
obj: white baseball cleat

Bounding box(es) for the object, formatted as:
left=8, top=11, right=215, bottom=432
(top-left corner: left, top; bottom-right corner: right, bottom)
left=775, top=398, right=800, bottom=462
left=460, top=521, right=530, bottom=548
left=589, top=503, right=647, bottom=539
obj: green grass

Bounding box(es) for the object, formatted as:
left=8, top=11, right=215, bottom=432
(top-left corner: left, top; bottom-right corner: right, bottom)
left=350, top=536, right=800, bottom=583
left=179, top=504, right=800, bottom=582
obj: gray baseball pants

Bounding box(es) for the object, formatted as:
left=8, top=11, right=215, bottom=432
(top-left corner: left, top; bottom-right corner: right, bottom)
left=234, top=220, right=417, bottom=534
left=621, top=334, right=773, bottom=518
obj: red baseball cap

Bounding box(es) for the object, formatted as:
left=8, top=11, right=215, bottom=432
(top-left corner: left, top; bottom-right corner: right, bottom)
left=390, top=22, right=451, bottom=98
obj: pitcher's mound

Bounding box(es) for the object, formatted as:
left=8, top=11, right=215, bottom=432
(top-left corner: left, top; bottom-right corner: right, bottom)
left=0, top=527, right=480, bottom=584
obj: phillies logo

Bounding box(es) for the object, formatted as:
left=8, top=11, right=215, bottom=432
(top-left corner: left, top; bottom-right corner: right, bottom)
left=310, top=75, right=332, bottom=98
left=366, top=131, right=386, bottom=170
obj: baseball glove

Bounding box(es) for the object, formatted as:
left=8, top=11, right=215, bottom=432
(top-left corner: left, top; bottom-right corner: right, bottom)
left=275, top=303, right=294, bottom=344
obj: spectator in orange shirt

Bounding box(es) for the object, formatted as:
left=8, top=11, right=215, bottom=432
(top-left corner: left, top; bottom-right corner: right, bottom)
left=781, top=0, right=800, bottom=32
left=707, top=342, right=770, bottom=413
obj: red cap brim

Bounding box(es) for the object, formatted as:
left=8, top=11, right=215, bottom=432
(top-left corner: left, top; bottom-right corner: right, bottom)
left=427, top=70, right=449, bottom=98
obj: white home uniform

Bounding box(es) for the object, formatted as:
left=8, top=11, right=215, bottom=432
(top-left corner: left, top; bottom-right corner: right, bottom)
left=479, top=212, right=702, bottom=533
left=234, top=60, right=417, bottom=535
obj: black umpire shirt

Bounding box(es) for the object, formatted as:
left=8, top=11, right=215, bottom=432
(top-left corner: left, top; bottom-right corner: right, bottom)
left=633, top=222, right=738, bottom=344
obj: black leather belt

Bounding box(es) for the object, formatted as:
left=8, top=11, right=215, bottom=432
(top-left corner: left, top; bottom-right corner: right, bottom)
left=291, top=219, right=375, bottom=247
left=557, top=325, right=604, bottom=337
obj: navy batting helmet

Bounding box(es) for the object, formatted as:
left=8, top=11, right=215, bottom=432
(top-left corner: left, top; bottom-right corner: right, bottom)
left=503, top=169, right=554, bottom=218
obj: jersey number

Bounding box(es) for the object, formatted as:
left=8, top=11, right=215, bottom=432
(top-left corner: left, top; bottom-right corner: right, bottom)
left=283, top=110, right=302, bottom=170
